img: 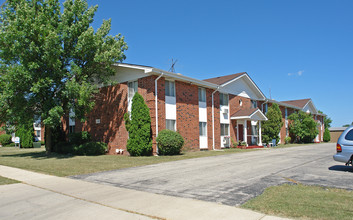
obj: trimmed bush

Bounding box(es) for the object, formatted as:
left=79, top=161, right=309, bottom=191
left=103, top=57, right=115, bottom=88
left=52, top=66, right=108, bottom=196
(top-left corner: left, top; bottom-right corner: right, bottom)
left=4, top=142, right=16, bottom=147
left=323, top=128, right=331, bottom=142
left=156, top=130, right=184, bottom=155
left=16, top=123, right=34, bottom=148
left=75, top=142, right=107, bottom=155
left=0, top=134, right=12, bottom=145
left=126, top=93, right=152, bottom=156
left=284, top=136, right=291, bottom=144
left=68, top=131, right=91, bottom=145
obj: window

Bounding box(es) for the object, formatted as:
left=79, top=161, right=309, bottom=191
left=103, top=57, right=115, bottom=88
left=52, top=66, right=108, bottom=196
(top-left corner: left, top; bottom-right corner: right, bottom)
left=128, top=81, right=138, bottom=100
left=220, top=123, right=229, bottom=136
left=166, top=119, right=176, bottom=131
left=263, top=103, right=268, bottom=114
left=199, top=122, right=207, bottom=136
left=345, top=129, right=353, bottom=141
left=36, top=130, right=41, bottom=138
left=220, top=93, right=229, bottom=106
left=285, top=108, right=288, bottom=119
left=251, top=100, right=257, bottom=108
left=165, top=80, right=175, bottom=97
left=198, top=88, right=206, bottom=102
left=69, top=125, right=75, bottom=134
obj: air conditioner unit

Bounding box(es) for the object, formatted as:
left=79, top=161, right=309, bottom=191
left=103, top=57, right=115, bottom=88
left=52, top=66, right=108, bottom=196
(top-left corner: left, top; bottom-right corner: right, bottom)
left=223, top=109, right=229, bottom=114
left=223, top=137, right=230, bottom=146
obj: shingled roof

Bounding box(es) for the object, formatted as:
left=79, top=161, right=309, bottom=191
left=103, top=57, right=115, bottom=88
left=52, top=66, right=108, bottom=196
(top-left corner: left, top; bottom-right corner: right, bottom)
left=203, top=72, right=247, bottom=85
left=281, top=98, right=311, bottom=108
left=231, top=108, right=259, bottom=118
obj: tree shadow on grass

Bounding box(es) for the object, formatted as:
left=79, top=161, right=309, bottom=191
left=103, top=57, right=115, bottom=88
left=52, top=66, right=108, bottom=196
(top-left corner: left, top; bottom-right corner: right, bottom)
left=1, top=151, right=75, bottom=160
left=329, top=165, right=353, bottom=173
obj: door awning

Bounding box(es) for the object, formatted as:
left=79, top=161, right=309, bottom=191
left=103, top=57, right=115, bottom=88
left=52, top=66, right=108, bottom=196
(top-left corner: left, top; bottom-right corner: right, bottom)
left=230, top=108, right=268, bottom=121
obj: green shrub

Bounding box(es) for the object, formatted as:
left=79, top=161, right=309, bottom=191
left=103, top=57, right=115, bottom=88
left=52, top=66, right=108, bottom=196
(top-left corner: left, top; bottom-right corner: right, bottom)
left=16, top=123, right=34, bottom=148
left=288, top=111, right=318, bottom=143
left=54, top=142, right=76, bottom=154
left=156, top=130, right=184, bottom=155
left=262, top=103, right=283, bottom=145
left=240, top=141, right=247, bottom=146
left=284, top=136, right=291, bottom=144
left=126, top=93, right=152, bottom=156
left=68, top=131, right=91, bottom=145
left=323, top=128, right=331, bottom=142
left=0, top=134, right=12, bottom=145
left=4, top=142, right=15, bottom=147
left=75, top=142, right=107, bottom=156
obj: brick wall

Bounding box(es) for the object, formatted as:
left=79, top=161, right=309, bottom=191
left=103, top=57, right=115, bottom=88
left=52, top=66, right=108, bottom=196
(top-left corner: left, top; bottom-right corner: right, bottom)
left=75, top=83, right=129, bottom=155
left=176, top=81, right=199, bottom=151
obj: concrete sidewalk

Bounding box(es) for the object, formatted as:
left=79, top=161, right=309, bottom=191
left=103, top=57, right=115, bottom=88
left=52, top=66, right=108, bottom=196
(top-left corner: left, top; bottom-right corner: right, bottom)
left=0, top=165, right=289, bottom=220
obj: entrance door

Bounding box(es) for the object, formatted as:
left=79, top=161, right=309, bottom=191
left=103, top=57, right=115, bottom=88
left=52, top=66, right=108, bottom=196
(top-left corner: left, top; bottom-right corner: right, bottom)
left=238, top=124, right=244, bottom=142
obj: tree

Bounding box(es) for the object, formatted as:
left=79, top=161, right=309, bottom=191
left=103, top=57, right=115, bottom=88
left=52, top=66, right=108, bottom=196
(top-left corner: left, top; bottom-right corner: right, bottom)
left=288, top=111, right=318, bottom=143
left=262, top=103, right=283, bottom=144
left=0, top=0, right=127, bottom=152
left=343, top=122, right=353, bottom=127
left=323, top=128, right=330, bottom=142
left=125, top=93, right=152, bottom=156
left=16, top=120, right=34, bottom=148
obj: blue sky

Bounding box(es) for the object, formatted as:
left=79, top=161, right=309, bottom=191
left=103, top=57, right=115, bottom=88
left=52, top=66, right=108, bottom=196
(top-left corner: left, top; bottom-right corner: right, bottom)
left=86, top=0, right=352, bottom=127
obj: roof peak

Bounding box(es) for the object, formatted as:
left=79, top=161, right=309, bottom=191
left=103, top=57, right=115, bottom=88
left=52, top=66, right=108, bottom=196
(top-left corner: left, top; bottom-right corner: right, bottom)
left=203, top=72, right=247, bottom=85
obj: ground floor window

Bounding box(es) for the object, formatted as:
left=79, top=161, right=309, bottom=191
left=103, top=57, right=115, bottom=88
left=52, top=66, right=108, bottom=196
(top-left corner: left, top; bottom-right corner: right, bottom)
left=69, top=125, right=75, bottom=134
left=199, top=122, right=207, bottom=136
left=220, top=123, right=229, bottom=136
left=166, top=119, right=176, bottom=131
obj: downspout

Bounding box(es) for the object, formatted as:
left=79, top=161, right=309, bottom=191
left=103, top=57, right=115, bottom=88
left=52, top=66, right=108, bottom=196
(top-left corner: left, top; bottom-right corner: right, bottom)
left=212, top=86, right=220, bottom=150
left=155, top=73, right=164, bottom=155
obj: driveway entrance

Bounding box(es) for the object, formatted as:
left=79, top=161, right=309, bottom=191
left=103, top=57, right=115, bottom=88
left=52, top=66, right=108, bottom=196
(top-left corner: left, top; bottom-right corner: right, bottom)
left=72, top=143, right=353, bottom=206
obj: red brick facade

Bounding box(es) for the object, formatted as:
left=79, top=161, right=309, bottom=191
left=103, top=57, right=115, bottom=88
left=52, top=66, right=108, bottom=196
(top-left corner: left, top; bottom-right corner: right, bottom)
left=63, top=71, right=325, bottom=155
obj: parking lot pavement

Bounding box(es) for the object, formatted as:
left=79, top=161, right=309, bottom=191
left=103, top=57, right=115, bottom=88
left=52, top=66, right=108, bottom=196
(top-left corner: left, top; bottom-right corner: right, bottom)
left=72, top=143, right=353, bottom=206
left=0, top=165, right=287, bottom=220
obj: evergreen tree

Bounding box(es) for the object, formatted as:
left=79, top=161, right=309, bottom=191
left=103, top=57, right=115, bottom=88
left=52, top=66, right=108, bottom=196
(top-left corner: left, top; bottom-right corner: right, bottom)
left=126, top=93, right=152, bottom=156
left=16, top=121, right=34, bottom=148
left=288, top=111, right=319, bottom=143
left=262, top=103, right=283, bottom=144
left=323, top=128, right=330, bottom=142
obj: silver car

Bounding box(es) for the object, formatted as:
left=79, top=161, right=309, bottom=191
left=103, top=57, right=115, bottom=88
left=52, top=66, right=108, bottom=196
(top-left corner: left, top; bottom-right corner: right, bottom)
left=333, top=125, right=353, bottom=165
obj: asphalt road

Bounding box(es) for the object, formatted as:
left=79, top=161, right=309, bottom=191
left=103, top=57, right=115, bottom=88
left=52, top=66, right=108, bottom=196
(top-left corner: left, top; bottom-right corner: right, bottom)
left=72, top=143, right=353, bottom=206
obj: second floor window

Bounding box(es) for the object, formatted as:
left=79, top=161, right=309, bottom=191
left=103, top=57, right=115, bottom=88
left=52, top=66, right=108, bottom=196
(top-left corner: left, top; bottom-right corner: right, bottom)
left=165, top=80, right=175, bottom=97
left=220, top=93, right=229, bottom=106
left=251, top=100, right=257, bottom=108
left=128, top=81, right=138, bottom=101
left=198, top=88, right=206, bottom=102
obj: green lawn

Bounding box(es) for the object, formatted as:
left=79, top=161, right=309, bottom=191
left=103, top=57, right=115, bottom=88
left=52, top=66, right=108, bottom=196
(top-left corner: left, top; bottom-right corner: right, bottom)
left=0, top=146, right=254, bottom=177
left=242, top=184, right=353, bottom=220
left=0, top=176, right=20, bottom=185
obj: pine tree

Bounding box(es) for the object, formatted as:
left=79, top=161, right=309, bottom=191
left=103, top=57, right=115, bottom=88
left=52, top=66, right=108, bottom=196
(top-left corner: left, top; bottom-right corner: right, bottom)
left=323, top=128, right=331, bottom=142
left=262, top=103, right=283, bottom=144
left=126, top=93, right=152, bottom=156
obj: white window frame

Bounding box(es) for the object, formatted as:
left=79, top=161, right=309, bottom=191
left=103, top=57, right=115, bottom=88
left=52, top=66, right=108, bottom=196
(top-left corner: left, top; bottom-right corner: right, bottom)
left=199, top=122, right=207, bottom=136
left=198, top=87, right=206, bottom=103
left=165, top=80, right=175, bottom=97
left=220, top=123, right=230, bottom=136
left=220, top=93, right=229, bottom=106
left=128, top=81, right=138, bottom=112
left=166, top=119, right=176, bottom=131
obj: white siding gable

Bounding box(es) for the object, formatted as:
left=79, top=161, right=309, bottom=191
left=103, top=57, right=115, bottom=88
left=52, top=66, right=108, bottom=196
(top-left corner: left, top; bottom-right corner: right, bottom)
left=219, top=76, right=263, bottom=100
